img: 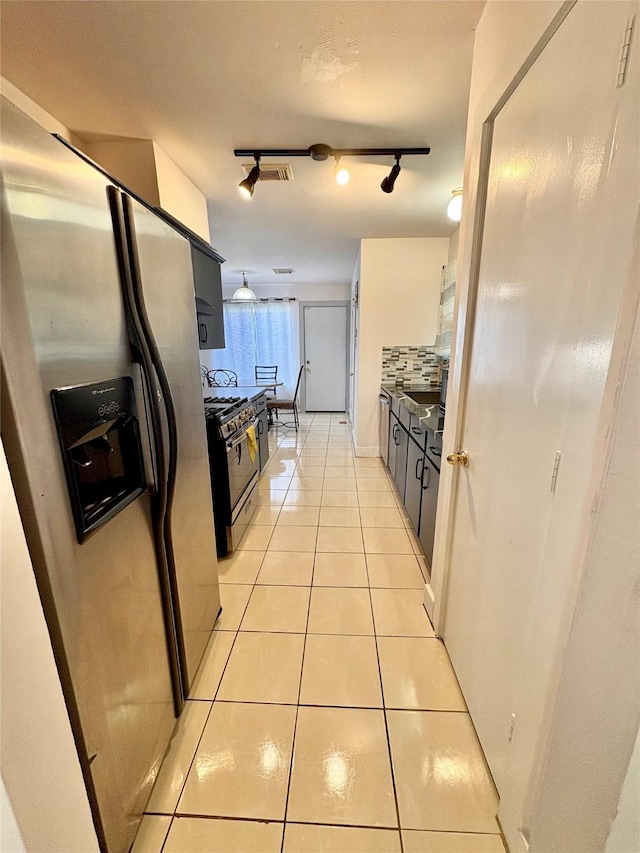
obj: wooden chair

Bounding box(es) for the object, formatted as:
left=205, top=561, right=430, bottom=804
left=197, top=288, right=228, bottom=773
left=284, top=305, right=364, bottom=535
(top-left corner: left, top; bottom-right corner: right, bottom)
left=210, top=369, right=238, bottom=387
left=267, top=365, right=304, bottom=431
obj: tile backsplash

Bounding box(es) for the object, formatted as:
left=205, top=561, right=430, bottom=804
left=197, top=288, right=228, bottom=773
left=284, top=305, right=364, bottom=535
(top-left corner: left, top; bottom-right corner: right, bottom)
left=381, top=346, right=440, bottom=387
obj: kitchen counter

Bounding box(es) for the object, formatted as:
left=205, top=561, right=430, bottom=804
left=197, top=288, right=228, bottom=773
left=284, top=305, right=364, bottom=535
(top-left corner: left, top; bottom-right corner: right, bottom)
left=381, top=384, right=444, bottom=435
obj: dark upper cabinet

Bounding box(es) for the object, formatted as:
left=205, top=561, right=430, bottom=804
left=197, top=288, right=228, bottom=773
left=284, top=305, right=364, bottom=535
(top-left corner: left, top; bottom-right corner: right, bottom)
left=191, top=245, right=225, bottom=349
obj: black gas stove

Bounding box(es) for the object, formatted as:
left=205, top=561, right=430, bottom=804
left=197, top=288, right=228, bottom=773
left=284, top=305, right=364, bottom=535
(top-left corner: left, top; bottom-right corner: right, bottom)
left=204, top=395, right=257, bottom=438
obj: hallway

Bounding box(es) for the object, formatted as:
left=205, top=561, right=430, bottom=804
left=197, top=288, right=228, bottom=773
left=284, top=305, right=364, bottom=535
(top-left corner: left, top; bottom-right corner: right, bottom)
left=133, top=413, right=504, bottom=853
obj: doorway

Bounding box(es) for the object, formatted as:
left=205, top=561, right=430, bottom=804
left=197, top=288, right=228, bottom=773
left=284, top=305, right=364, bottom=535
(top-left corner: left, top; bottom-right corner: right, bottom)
left=301, top=303, right=348, bottom=411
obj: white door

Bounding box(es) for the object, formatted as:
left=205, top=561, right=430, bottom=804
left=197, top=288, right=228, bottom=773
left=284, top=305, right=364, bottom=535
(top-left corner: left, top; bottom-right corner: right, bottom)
left=304, top=305, right=348, bottom=411
left=444, top=1, right=639, bottom=795
left=348, top=281, right=359, bottom=424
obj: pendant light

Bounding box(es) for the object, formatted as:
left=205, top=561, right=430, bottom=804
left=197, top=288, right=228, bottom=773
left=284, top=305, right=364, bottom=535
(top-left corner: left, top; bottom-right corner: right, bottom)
left=447, top=188, right=463, bottom=222
left=232, top=271, right=258, bottom=302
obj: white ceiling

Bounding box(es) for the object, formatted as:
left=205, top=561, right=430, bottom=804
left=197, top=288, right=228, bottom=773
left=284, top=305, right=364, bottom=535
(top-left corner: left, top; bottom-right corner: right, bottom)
left=0, top=1, right=484, bottom=287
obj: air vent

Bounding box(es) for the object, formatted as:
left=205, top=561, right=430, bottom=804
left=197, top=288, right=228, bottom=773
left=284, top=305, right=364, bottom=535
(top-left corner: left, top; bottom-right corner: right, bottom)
left=273, top=268, right=295, bottom=275
left=242, top=162, right=293, bottom=182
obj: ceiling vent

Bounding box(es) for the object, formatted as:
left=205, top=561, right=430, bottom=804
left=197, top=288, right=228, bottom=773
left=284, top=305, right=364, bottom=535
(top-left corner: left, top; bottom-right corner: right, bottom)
left=242, top=162, right=293, bottom=182
left=273, top=268, right=295, bottom=275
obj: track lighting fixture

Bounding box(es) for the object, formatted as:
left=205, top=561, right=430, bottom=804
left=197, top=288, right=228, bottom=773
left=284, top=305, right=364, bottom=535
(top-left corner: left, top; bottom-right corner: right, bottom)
left=447, top=188, right=463, bottom=222
left=238, top=154, right=261, bottom=199
left=232, top=271, right=258, bottom=302
left=334, top=155, right=350, bottom=186
left=233, top=144, right=430, bottom=196
left=381, top=154, right=402, bottom=194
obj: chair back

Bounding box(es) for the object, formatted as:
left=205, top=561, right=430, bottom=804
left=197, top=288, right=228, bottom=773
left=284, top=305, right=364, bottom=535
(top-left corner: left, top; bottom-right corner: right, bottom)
left=293, top=364, right=305, bottom=401
left=210, top=369, right=238, bottom=387
left=255, top=365, right=278, bottom=384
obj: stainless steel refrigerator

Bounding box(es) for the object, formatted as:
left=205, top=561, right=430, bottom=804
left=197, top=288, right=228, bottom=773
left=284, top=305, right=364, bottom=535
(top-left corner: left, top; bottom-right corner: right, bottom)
left=1, top=97, right=221, bottom=852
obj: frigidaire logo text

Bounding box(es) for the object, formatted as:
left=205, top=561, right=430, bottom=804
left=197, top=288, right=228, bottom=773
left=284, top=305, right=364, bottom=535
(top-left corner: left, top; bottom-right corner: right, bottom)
left=92, top=387, right=116, bottom=395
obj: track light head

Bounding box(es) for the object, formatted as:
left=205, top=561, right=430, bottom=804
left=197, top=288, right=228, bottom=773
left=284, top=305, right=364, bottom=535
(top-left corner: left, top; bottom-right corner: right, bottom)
left=381, top=155, right=402, bottom=194
left=239, top=154, right=261, bottom=199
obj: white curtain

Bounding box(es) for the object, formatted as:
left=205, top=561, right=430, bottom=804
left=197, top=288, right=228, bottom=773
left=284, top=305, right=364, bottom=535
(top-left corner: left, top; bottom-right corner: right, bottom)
left=211, top=301, right=298, bottom=397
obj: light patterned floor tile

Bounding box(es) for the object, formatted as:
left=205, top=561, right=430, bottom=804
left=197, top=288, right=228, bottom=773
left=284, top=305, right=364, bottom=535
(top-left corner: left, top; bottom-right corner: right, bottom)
left=250, top=504, right=282, bottom=526
left=323, top=476, right=358, bottom=491
left=269, top=525, right=318, bottom=553
left=358, top=491, right=398, bottom=508
left=178, top=702, right=296, bottom=820
left=214, top=584, right=253, bottom=631
left=146, top=700, right=211, bottom=813
left=284, top=824, right=401, bottom=853
left=131, top=815, right=171, bottom=853
left=363, top=527, right=414, bottom=555
left=258, top=486, right=288, bottom=506
left=240, top=585, right=310, bottom=633
left=237, top=525, right=274, bottom=551
left=313, top=553, right=369, bottom=587
left=277, top=505, right=321, bottom=526
left=316, top=526, right=364, bottom=553
left=164, top=817, right=283, bottom=853
left=284, top=490, right=323, bottom=507
left=308, top=587, right=374, bottom=635
left=321, top=490, right=360, bottom=508
left=319, top=506, right=362, bottom=528
left=289, top=475, right=325, bottom=491
left=378, top=637, right=466, bottom=711
left=360, top=507, right=405, bottom=529
left=357, top=477, right=393, bottom=492
left=216, top=550, right=264, bottom=584
left=370, top=589, right=435, bottom=637
left=366, top=554, right=425, bottom=588
left=189, top=631, right=236, bottom=699
left=387, top=711, right=499, bottom=832
left=300, top=634, right=382, bottom=707
left=217, top=632, right=305, bottom=703
left=324, top=465, right=355, bottom=477
left=402, top=830, right=505, bottom=853
left=257, top=551, right=315, bottom=586
left=287, top=706, right=397, bottom=827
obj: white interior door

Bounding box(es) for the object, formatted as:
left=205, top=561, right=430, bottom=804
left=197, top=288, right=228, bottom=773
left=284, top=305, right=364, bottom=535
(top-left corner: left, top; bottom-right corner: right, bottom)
left=348, top=282, right=359, bottom=424
left=304, top=305, right=348, bottom=411
left=444, top=1, right=639, bottom=795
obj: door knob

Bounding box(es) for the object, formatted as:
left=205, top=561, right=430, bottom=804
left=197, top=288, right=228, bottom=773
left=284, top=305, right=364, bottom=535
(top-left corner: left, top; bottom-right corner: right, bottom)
left=446, top=450, right=469, bottom=467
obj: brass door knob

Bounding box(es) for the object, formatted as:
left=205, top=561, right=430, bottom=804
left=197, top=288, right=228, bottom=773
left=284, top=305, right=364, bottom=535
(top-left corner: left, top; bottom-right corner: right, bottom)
left=446, top=450, right=469, bottom=467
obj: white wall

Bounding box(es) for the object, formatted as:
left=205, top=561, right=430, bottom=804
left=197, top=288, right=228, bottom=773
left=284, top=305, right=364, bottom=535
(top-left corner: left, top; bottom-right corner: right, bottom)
left=354, top=237, right=448, bottom=454
left=447, top=228, right=460, bottom=262
left=153, top=141, right=210, bottom=240
left=0, top=444, right=99, bottom=852
left=605, top=731, right=640, bottom=853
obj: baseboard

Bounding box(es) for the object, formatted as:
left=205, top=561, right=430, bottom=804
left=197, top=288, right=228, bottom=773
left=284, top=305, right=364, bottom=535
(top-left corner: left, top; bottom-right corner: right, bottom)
left=424, top=582, right=436, bottom=626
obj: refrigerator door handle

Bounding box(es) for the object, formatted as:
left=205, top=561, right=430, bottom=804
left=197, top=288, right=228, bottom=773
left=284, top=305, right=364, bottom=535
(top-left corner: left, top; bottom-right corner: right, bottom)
left=108, top=185, right=186, bottom=713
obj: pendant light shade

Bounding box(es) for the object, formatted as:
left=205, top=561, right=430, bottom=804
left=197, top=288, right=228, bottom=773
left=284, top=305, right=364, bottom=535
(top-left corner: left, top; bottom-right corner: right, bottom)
left=447, top=188, right=463, bottom=222
left=232, top=271, right=258, bottom=302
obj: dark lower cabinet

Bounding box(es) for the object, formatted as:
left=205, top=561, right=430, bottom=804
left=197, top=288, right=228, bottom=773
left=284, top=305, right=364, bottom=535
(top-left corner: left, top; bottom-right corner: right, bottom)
left=405, top=437, right=425, bottom=532
left=419, top=455, right=440, bottom=565
left=387, top=412, right=399, bottom=475
left=393, top=422, right=409, bottom=502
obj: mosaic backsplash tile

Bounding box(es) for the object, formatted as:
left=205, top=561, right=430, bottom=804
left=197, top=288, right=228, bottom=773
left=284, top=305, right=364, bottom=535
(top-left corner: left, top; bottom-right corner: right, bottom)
left=435, top=259, right=456, bottom=361
left=381, top=346, right=440, bottom=387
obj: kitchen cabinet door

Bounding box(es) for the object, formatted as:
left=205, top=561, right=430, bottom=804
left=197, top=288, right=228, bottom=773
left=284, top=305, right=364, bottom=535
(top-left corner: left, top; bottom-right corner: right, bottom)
left=419, top=455, right=439, bottom=566
left=387, top=412, right=399, bottom=476
left=394, top=422, right=409, bottom=502
left=405, top=437, right=424, bottom=533
left=192, top=245, right=225, bottom=350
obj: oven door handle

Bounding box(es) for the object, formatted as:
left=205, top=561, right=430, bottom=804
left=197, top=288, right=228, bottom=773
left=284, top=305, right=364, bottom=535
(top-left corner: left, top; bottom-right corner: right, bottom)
left=226, top=419, right=260, bottom=451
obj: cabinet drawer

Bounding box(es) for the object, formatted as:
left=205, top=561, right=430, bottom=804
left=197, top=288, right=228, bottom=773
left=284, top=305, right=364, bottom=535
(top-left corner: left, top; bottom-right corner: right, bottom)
left=408, top=416, right=428, bottom=448
left=399, top=403, right=411, bottom=431
left=424, top=430, right=443, bottom=471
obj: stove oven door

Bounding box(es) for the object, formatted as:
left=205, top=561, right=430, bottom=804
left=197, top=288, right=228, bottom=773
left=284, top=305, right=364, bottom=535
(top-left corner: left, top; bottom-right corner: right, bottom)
left=226, top=421, right=259, bottom=510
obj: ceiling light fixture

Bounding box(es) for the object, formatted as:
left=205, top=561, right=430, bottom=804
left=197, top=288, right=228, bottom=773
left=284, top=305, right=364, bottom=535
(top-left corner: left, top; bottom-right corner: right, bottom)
left=238, top=154, right=261, bottom=199
left=232, top=271, right=258, bottom=302
left=381, top=154, right=402, bottom=194
left=447, top=188, right=463, bottom=222
left=334, top=155, right=350, bottom=186
left=233, top=144, right=430, bottom=196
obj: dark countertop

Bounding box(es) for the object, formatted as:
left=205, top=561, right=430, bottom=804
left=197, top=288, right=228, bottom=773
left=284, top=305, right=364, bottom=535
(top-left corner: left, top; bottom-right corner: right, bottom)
left=381, top=384, right=445, bottom=435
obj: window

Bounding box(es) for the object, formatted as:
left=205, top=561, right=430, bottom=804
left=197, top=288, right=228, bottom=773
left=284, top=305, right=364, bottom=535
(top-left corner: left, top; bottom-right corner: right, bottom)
left=210, top=301, right=298, bottom=396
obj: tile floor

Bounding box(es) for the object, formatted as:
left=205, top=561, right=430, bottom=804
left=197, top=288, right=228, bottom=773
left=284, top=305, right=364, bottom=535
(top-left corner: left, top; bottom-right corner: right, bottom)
left=133, top=413, right=505, bottom=853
